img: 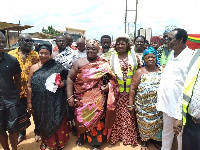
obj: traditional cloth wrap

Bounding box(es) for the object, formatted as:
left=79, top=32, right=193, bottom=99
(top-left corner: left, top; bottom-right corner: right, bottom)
left=150, top=36, right=161, bottom=46
left=142, top=46, right=159, bottom=65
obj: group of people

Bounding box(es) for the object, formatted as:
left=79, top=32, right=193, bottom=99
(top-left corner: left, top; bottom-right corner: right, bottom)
left=0, top=25, right=199, bottom=150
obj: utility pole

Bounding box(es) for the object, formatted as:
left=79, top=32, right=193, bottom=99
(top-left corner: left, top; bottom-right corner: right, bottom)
left=125, top=0, right=138, bottom=36
left=134, top=0, right=138, bottom=38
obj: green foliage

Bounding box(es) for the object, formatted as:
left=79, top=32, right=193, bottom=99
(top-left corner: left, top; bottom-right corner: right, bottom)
left=42, top=26, right=61, bottom=36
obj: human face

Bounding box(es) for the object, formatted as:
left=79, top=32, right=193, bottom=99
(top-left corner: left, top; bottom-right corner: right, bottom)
left=56, top=36, right=67, bottom=51
left=167, top=31, right=178, bottom=50
left=150, top=42, right=160, bottom=50
left=163, top=32, right=169, bottom=44
left=115, top=39, right=127, bottom=53
left=135, top=37, right=145, bottom=52
left=101, top=38, right=111, bottom=50
left=39, top=49, right=51, bottom=64
left=66, top=37, right=73, bottom=46
left=0, top=34, right=6, bottom=54
left=19, top=35, right=33, bottom=52
left=86, top=44, right=98, bottom=60
left=76, top=42, right=85, bottom=52
left=144, top=53, right=156, bottom=66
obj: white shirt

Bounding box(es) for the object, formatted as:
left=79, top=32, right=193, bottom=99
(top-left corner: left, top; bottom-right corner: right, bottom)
left=75, top=49, right=87, bottom=58
left=156, top=47, right=194, bottom=120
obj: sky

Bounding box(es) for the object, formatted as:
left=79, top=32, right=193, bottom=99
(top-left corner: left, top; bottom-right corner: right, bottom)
left=1, top=0, right=200, bottom=40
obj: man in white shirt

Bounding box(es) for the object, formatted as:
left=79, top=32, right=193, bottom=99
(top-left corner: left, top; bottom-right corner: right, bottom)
left=156, top=28, right=194, bottom=150
left=75, top=38, right=86, bottom=58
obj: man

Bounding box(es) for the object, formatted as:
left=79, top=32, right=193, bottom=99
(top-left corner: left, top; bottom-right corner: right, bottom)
left=99, top=35, right=115, bottom=61
left=75, top=38, right=86, bottom=58
left=8, top=33, right=39, bottom=143
left=157, top=26, right=176, bottom=66
left=65, top=34, right=77, bottom=50
left=0, top=31, right=21, bottom=150
left=52, top=34, right=77, bottom=70
left=156, top=28, right=194, bottom=150
left=67, top=40, right=118, bottom=150
left=177, top=49, right=200, bottom=150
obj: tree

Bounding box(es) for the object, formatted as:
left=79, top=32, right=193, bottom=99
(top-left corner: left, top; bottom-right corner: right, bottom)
left=42, top=26, right=61, bottom=36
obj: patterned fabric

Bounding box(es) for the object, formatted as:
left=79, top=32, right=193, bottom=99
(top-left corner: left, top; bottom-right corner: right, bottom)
left=41, top=116, right=70, bottom=149
left=110, top=57, right=138, bottom=146
left=77, top=117, right=107, bottom=146
left=135, top=72, right=163, bottom=141
left=8, top=48, right=39, bottom=98
left=150, top=36, right=161, bottom=46
left=99, top=48, right=115, bottom=61
left=164, top=26, right=176, bottom=33
left=74, top=57, right=119, bottom=135
left=53, top=47, right=77, bottom=70
left=157, top=45, right=171, bottom=62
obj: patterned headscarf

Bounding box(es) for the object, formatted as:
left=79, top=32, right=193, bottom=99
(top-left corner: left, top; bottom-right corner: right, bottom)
left=142, top=46, right=159, bottom=66
left=150, top=36, right=161, bottom=46
left=164, top=26, right=177, bottom=33
left=86, top=39, right=100, bottom=51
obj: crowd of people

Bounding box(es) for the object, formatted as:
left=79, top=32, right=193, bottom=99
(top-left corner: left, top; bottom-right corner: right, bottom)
left=0, top=26, right=200, bottom=150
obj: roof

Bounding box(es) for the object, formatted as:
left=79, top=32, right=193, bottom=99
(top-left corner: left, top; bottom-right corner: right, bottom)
left=0, top=21, right=33, bottom=31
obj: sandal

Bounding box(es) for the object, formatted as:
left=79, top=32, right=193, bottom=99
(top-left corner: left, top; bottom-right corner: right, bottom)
left=141, top=141, right=148, bottom=150
left=40, top=143, right=47, bottom=150
left=76, top=139, right=84, bottom=146
left=35, top=134, right=41, bottom=142
left=92, top=145, right=101, bottom=150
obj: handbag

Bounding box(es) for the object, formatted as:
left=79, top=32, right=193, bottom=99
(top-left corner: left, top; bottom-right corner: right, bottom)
left=17, top=102, right=31, bottom=132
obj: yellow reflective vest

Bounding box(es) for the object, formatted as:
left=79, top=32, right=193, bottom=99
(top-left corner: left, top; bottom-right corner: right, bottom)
left=182, top=51, right=200, bottom=125
left=110, top=51, right=137, bottom=93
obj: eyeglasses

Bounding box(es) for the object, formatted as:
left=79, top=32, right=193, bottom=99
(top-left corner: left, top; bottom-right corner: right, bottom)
left=167, top=37, right=176, bottom=42
left=20, top=39, right=34, bottom=43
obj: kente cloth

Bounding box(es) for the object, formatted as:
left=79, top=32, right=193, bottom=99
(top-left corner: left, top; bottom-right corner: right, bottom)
left=31, top=59, right=69, bottom=138
left=135, top=72, right=163, bottom=141
left=77, top=117, right=107, bottom=146
left=74, top=57, right=118, bottom=135
left=8, top=48, right=39, bottom=98
left=53, top=47, right=77, bottom=70
left=109, top=57, right=138, bottom=146
left=41, top=116, right=70, bottom=149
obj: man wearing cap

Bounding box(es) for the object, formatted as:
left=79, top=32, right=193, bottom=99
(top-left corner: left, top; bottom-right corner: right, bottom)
left=8, top=33, right=39, bottom=143
left=0, top=31, right=21, bottom=150
left=157, top=26, right=176, bottom=66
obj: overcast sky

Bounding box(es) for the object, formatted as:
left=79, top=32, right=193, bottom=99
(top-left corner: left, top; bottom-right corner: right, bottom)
left=1, top=0, right=200, bottom=40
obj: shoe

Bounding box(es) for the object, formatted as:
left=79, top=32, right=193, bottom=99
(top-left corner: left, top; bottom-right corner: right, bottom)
left=35, top=134, right=41, bottom=142
left=18, top=135, right=26, bottom=144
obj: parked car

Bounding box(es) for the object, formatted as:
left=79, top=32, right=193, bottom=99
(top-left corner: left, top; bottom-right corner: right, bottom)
left=9, top=38, right=56, bottom=52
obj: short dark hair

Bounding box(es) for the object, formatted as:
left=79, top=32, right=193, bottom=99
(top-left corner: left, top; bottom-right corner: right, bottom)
left=134, top=35, right=145, bottom=43
left=173, top=28, right=188, bottom=44
left=115, top=38, right=131, bottom=51
left=100, top=35, right=111, bottom=43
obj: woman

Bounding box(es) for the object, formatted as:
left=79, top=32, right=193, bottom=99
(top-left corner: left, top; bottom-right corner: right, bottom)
left=134, top=35, right=146, bottom=66
left=27, top=43, right=70, bottom=150
left=67, top=40, right=118, bottom=150
left=109, top=34, right=139, bottom=146
left=128, top=47, right=163, bottom=150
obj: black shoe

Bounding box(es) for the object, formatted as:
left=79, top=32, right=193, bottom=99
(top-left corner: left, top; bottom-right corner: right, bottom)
left=18, top=134, right=26, bottom=144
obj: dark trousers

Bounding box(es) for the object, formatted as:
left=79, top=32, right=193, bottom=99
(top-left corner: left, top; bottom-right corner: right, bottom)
left=182, top=114, right=200, bottom=150
left=19, top=97, right=27, bottom=136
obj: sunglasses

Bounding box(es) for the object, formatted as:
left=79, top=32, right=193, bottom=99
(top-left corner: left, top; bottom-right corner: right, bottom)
left=20, top=39, right=34, bottom=43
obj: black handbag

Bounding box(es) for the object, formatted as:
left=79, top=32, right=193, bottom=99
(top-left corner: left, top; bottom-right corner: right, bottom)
left=17, top=102, right=31, bottom=132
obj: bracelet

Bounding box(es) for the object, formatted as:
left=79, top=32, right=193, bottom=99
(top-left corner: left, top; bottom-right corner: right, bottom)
left=127, top=105, right=135, bottom=108
left=67, top=95, right=74, bottom=101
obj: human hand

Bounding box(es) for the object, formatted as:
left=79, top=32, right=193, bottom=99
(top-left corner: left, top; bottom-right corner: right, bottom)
left=68, top=97, right=74, bottom=107
left=27, top=103, right=34, bottom=114
left=128, top=106, right=135, bottom=115
left=173, top=119, right=182, bottom=136
left=101, top=84, right=109, bottom=93
left=58, top=81, right=65, bottom=88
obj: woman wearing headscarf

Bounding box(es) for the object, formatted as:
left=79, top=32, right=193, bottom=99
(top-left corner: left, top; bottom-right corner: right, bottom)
left=129, top=47, right=163, bottom=150
left=109, top=34, right=140, bottom=146
left=27, top=43, right=70, bottom=150
left=67, top=40, right=118, bottom=150
left=150, top=36, right=161, bottom=51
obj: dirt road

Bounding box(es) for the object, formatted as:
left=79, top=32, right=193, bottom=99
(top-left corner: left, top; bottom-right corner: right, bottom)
left=0, top=117, right=157, bottom=150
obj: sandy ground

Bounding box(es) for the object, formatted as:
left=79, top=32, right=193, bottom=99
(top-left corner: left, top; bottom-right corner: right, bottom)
left=0, top=117, right=159, bottom=150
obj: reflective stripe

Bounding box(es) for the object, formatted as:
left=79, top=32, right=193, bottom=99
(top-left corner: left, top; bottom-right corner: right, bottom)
left=183, top=93, right=191, bottom=103
left=126, top=75, right=133, bottom=79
